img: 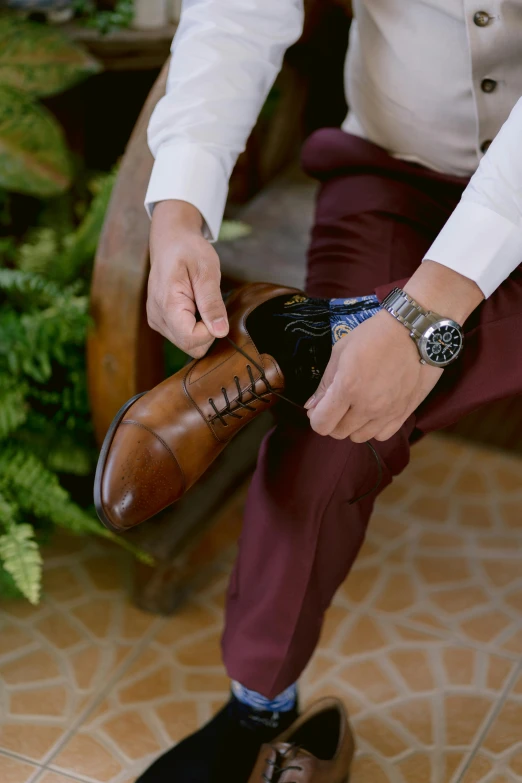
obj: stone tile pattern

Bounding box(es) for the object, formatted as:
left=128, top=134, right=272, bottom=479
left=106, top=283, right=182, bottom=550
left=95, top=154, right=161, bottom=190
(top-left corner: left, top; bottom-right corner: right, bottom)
left=1, top=434, right=522, bottom=782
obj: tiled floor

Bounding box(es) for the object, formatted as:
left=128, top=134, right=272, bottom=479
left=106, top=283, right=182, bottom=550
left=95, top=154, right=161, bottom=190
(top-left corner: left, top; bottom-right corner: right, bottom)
left=2, top=433, right=522, bottom=783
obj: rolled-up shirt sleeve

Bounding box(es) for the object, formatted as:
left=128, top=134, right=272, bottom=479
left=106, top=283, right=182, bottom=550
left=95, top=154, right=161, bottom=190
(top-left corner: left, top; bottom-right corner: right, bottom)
left=424, top=97, right=522, bottom=298
left=145, top=0, right=304, bottom=241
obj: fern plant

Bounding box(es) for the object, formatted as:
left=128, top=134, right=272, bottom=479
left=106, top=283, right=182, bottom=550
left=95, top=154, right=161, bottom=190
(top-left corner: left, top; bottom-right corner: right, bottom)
left=0, top=172, right=151, bottom=605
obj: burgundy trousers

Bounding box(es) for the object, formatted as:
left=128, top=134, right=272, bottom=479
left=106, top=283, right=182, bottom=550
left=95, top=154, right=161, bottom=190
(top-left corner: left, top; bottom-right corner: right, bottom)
left=222, top=131, right=522, bottom=698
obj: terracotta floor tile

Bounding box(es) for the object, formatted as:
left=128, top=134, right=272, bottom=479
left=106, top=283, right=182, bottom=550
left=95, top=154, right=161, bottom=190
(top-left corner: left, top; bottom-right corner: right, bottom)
left=338, top=616, right=390, bottom=657
left=153, top=603, right=218, bottom=646
left=389, top=696, right=434, bottom=745
left=0, top=624, right=35, bottom=657
left=493, top=464, right=522, bottom=493
left=414, top=555, right=471, bottom=585
left=479, top=696, right=522, bottom=755
left=183, top=672, right=230, bottom=693
left=405, top=495, right=451, bottom=523
left=10, top=685, right=68, bottom=718
left=388, top=649, right=435, bottom=692
left=337, top=659, right=400, bottom=704
left=396, top=752, right=433, bottom=783
left=442, top=647, right=476, bottom=686
left=0, top=723, right=64, bottom=762
left=82, top=555, right=128, bottom=593
left=36, top=614, right=84, bottom=650
left=118, top=666, right=173, bottom=705
left=1, top=650, right=61, bottom=686
left=481, top=559, right=522, bottom=588
left=340, top=566, right=380, bottom=604
left=457, top=502, right=494, bottom=529
left=36, top=773, right=80, bottom=783
left=373, top=574, right=417, bottom=613
left=51, top=733, right=123, bottom=781
left=155, top=700, right=200, bottom=743
left=5, top=434, right=522, bottom=782
left=174, top=630, right=222, bottom=667
left=101, top=711, right=162, bottom=760
left=318, top=605, right=348, bottom=648
left=0, top=753, right=39, bottom=783
left=355, top=714, right=409, bottom=758
left=443, top=694, right=495, bottom=746
left=350, top=754, right=393, bottom=783
left=459, top=753, right=494, bottom=782
left=42, top=567, right=85, bottom=603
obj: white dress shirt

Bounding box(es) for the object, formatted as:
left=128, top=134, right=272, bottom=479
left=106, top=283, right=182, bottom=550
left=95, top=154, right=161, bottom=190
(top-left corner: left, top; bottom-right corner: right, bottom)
left=146, top=0, right=522, bottom=299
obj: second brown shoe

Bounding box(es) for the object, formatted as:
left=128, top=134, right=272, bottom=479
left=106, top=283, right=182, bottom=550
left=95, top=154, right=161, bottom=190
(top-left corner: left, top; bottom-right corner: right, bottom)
left=94, top=282, right=301, bottom=532
left=247, top=698, right=355, bottom=783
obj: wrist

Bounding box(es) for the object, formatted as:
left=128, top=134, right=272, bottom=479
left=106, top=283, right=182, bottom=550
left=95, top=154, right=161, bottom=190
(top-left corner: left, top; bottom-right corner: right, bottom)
left=153, top=199, right=204, bottom=235
left=403, top=260, right=484, bottom=325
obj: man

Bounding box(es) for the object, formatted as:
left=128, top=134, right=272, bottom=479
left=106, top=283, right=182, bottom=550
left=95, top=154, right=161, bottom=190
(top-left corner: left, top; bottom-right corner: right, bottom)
left=138, top=1, right=522, bottom=780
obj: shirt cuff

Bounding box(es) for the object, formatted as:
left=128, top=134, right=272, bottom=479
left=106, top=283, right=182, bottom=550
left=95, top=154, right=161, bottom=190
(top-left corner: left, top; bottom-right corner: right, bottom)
left=144, top=143, right=229, bottom=242
left=423, top=200, right=522, bottom=298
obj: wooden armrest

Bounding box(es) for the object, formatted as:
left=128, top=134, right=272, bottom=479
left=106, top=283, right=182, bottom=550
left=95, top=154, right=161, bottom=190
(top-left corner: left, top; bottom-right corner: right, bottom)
left=87, top=61, right=169, bottom=445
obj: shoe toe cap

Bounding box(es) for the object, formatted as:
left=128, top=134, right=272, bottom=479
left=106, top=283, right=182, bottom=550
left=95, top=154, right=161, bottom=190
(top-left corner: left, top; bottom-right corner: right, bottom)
left=98, top=422, right=185, bottom=530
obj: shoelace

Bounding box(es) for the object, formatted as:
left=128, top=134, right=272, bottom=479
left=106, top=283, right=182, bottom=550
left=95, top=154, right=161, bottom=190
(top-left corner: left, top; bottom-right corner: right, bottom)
left=209, top=363, right=273, bottom=426
left=262, top=744, right=302, bottom=783
left=214, top=337, right=383, bottom=506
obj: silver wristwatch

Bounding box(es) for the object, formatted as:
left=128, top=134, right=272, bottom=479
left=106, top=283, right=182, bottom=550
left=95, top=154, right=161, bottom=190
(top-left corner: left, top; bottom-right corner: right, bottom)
left=381, top=287, right=464, bottom=367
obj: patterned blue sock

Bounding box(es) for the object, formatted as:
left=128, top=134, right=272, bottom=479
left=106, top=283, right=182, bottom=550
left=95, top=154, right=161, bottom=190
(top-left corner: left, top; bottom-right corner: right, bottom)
left=231, top=681, right=298, bottom=713
left=329, top=294, right=381, bottom=343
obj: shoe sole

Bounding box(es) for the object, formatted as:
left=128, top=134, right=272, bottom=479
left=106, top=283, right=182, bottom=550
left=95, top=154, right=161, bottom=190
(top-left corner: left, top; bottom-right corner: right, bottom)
left=93, top=391, right=148, bottom=532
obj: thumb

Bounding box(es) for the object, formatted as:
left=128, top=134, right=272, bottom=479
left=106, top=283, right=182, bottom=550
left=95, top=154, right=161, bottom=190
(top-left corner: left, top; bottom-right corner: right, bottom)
left=193, top=271, right=229, bottom=339
left=304, top=341, right=341, bottom=410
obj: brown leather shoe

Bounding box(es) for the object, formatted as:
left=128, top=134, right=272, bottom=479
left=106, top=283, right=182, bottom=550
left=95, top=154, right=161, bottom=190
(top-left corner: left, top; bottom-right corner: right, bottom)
left=247, top=698, right=355, bottom=783
left=94, top=282, right=301, bottom=532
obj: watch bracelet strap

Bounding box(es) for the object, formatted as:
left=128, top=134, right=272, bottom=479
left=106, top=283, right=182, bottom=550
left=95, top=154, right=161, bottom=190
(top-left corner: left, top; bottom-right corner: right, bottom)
left=380, top=287, right=439, bottom=339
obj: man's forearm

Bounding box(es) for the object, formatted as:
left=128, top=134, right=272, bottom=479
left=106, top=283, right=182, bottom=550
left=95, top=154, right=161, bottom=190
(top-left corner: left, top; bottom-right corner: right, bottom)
left=403, top=260, right=485, bottom=325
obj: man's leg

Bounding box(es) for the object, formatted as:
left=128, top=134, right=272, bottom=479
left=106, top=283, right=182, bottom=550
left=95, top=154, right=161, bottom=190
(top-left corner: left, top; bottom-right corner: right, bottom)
left=222, top=135, right=470, bottom=697
left=224, top=133, right=522, bottom=698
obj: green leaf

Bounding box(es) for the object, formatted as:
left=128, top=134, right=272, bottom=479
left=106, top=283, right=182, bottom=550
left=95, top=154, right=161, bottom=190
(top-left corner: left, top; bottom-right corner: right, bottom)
left=218, top=220, right=252, bottom=242
left=0, top=558, right=24, bottom=601
left=0, top=267, right=72, bottom=309
left=0, top=447, right=153, bottom=567
left=0, top=16, right=101, bottom=98
left=0, top=84, right=72, bottom=197
left=16, top=227, right=62, bottom=278
left=0, top=522, right=42, bottom=605
left=0, top=379, right=27, bottom=438
left=53, top=168, right=117, bottom=284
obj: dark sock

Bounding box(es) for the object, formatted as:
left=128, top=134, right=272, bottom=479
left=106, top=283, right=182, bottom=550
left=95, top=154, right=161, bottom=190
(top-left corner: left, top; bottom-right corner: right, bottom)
left=247, top=294, right=332, bottom=404
left=247, top=293, right=381, bottom=404
left=136, top=694, right=298, bottom=783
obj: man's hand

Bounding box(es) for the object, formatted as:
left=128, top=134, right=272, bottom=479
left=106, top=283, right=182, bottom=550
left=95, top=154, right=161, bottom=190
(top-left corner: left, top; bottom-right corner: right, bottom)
left=306, top=310, right=443, bottom=442
left=148, top=200, right=229, bottom=358
left=306, top=260, right=485, bottom=443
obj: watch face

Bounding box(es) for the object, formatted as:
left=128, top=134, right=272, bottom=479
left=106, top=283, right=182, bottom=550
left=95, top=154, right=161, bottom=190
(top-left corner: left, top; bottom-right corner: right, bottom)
left=420, top=320, right=464, bottom=367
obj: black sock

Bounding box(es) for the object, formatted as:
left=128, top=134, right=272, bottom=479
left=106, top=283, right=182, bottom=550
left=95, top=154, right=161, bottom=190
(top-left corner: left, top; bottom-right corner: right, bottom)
left=247, top=294, right=333, bottom=404
left=136, top=695, right=298, bottom=783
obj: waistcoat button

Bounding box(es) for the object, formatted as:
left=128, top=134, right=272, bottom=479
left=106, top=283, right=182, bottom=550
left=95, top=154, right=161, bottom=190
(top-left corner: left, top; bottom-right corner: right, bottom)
left=481, top=78, right=497, bottom=93
left=474, top=11, right=491, bottom=26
